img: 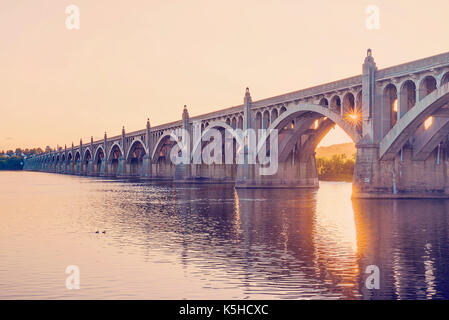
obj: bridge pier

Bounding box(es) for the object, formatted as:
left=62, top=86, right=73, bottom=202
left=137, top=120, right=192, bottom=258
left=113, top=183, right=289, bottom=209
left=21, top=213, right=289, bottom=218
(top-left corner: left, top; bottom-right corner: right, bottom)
left=236, top=154, right=319, bottom=189
left=116, top=156, right=126, bottom=177
left=353, top=143, right=449, bottom=198
left=99, top=159, right=107, bottom=176
left=142, top=155, right=150, bottom=177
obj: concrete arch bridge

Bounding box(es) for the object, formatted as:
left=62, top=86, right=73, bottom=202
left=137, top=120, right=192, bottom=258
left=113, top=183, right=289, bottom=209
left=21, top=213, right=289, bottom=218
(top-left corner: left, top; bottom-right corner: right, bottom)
left=24, top=50, right=449, bottom=198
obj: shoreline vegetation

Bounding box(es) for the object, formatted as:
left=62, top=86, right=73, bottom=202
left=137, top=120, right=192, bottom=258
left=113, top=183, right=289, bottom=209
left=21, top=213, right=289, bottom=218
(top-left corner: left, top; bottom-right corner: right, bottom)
left=0, top=148, right=44, bottom=171
left=0, top=155, right=24, bottom=170
left=316, top=154, right=355, bottom=182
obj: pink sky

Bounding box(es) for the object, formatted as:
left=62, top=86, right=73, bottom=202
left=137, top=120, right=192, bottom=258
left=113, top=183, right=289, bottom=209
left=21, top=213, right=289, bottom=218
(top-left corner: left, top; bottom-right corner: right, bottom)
left=1, top=0, right=449, bottom=150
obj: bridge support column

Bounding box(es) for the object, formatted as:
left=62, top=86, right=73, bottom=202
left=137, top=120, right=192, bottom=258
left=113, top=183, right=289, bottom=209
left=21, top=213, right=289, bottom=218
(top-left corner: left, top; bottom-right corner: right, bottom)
left=117, top=156, right=125, bottom=177
left=353, top=143, right=449, bottom=198
left=236, top=154, right=319, bottom=189
left=142, top=155, right=150, bottom=177
left=100, top=159, right=107, bottom=176
left=86, top=160, right=93, bottom=176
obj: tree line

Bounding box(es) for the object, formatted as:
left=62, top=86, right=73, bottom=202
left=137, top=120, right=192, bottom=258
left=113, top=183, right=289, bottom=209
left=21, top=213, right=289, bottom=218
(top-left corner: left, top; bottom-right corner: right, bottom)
left=316, top=154, right=355, bottom=182
left=0, top=148, right=46, bottom=170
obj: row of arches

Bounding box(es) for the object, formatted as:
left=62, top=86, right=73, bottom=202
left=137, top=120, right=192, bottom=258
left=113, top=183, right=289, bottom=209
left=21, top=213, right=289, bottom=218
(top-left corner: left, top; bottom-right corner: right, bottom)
left=34, top=140, right=148, bottom=176
left=382, top=73, right=449, bottom=135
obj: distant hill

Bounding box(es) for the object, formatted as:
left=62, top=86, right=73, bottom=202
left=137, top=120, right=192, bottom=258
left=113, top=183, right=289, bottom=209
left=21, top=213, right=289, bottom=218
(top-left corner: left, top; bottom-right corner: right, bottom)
left=316, top=142, right=356, bottom=159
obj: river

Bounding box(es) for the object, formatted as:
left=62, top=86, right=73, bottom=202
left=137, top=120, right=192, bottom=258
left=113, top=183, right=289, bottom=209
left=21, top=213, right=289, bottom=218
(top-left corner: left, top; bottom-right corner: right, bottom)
left=1, top=171, right=449, bottom=299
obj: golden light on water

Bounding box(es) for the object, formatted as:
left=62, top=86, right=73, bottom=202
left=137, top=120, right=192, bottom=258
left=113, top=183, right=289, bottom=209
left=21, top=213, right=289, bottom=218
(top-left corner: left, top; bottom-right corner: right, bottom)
left=424, top=116, right=433, bottom=130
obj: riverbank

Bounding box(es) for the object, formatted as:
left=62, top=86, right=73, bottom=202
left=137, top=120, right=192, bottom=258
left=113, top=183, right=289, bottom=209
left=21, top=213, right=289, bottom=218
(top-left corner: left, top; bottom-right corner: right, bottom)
left=0, top=155, right=23, bottom=170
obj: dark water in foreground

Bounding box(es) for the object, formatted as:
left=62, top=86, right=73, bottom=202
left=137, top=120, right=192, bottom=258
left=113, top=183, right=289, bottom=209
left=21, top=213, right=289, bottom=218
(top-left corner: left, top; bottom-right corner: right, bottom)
left=1, top=171, right=449, bottom=299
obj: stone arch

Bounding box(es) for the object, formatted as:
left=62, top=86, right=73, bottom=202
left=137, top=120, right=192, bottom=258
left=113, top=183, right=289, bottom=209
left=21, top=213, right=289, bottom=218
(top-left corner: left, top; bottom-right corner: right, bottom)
left=399, top=80, right=416, bottom=118
left=83, top=149, right=92, bottom=173
left=83, top=148, right=92, bottom=162
left=379, top=83, right=449, bottom=160
left=94, top=146, right=105, bottom=173
left=263, top=110, right=270, bottom=129
left=319, top=98, right=329, bottom=107
left=299, top=118, right=336, bottom=161
left=107, top=143, right=124, bottom=162
left=190, top=121, right=243, bottom=164
left=126, top=139, right=147, bottom=176
left=257, top=103, right=361, bottom=159
left=382, top=83, right=398, bottom=135
left=342, top=92, right=355, bottom=119
left=231, top=117, right=237, bottom=129
left=94, top=146, right=105, bottom=162
left=56, top=154, right=60, bottom=171
left=108, top=143, right=122, bottom=175
left=330, top=95, right=341, bottom=114
left=237, top=115, right=243, bottom=129
left=441, top=72, right=449, bottom=87
left=271, top=108, right=279, bottom=122
left=419, top=75, right=437, bottom=100
left=280, top=106, right=287, bottom=115
left=152, top=133, right=175, bottom=163
left=125, top=139, right=147, bottom=162
left=255, top=111, right=262, bottom=130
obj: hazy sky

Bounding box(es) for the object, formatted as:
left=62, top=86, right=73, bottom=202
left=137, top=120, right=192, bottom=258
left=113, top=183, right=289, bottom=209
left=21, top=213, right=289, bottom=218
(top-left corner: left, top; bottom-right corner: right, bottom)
left=1, top=0, right=449, bottom=150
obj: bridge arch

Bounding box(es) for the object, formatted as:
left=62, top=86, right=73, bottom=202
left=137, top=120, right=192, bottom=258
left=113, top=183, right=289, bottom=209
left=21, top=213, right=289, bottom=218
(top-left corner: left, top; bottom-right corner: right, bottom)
left=319, top=97, right=329, bottom=107
left=94, top=146, right=105, bottom=173
left=441, top=72, right=449, bottom=87
left=419, top=75, right=437, bottom=100
left=126, top=139, right=147, bottom=176
left=280, top=106, right=287, bottom=114
left=382, top=83, right=398, bottom=136
left=74, top=151, right=81, bottom=163
left=330, top=95, right=342, bottom=114
left=271, top=108, right=279, bottom=122
left=108, top=143, right=124, bottom=162
left=82, top=149, right=92, bottom=174
left=380, top=83, right=449, bottom=160
left=108, top=143, right=123, bottom=176
left=83, top=148, right=91, bottom=162
left=400, top=80, right=416, bottom=117
left=190, top=121, right=243, bottom=164
left=152, top=132, right=176, bottom=163
left=256, top=103, right=361, bottom=162
left=342, top=92, right=355, bottom=119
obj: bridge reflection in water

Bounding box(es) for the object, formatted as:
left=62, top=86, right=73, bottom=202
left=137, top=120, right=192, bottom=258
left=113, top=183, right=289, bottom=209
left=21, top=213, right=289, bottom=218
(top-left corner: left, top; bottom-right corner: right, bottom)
left=169, top=182, right=449, bottom=299
left=1, top=172, right=449, bottom=299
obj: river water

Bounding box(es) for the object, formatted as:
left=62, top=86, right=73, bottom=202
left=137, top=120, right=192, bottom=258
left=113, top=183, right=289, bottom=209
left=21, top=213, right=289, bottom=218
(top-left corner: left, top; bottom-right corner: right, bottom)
left=1, top=171, right=449, bottom=299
